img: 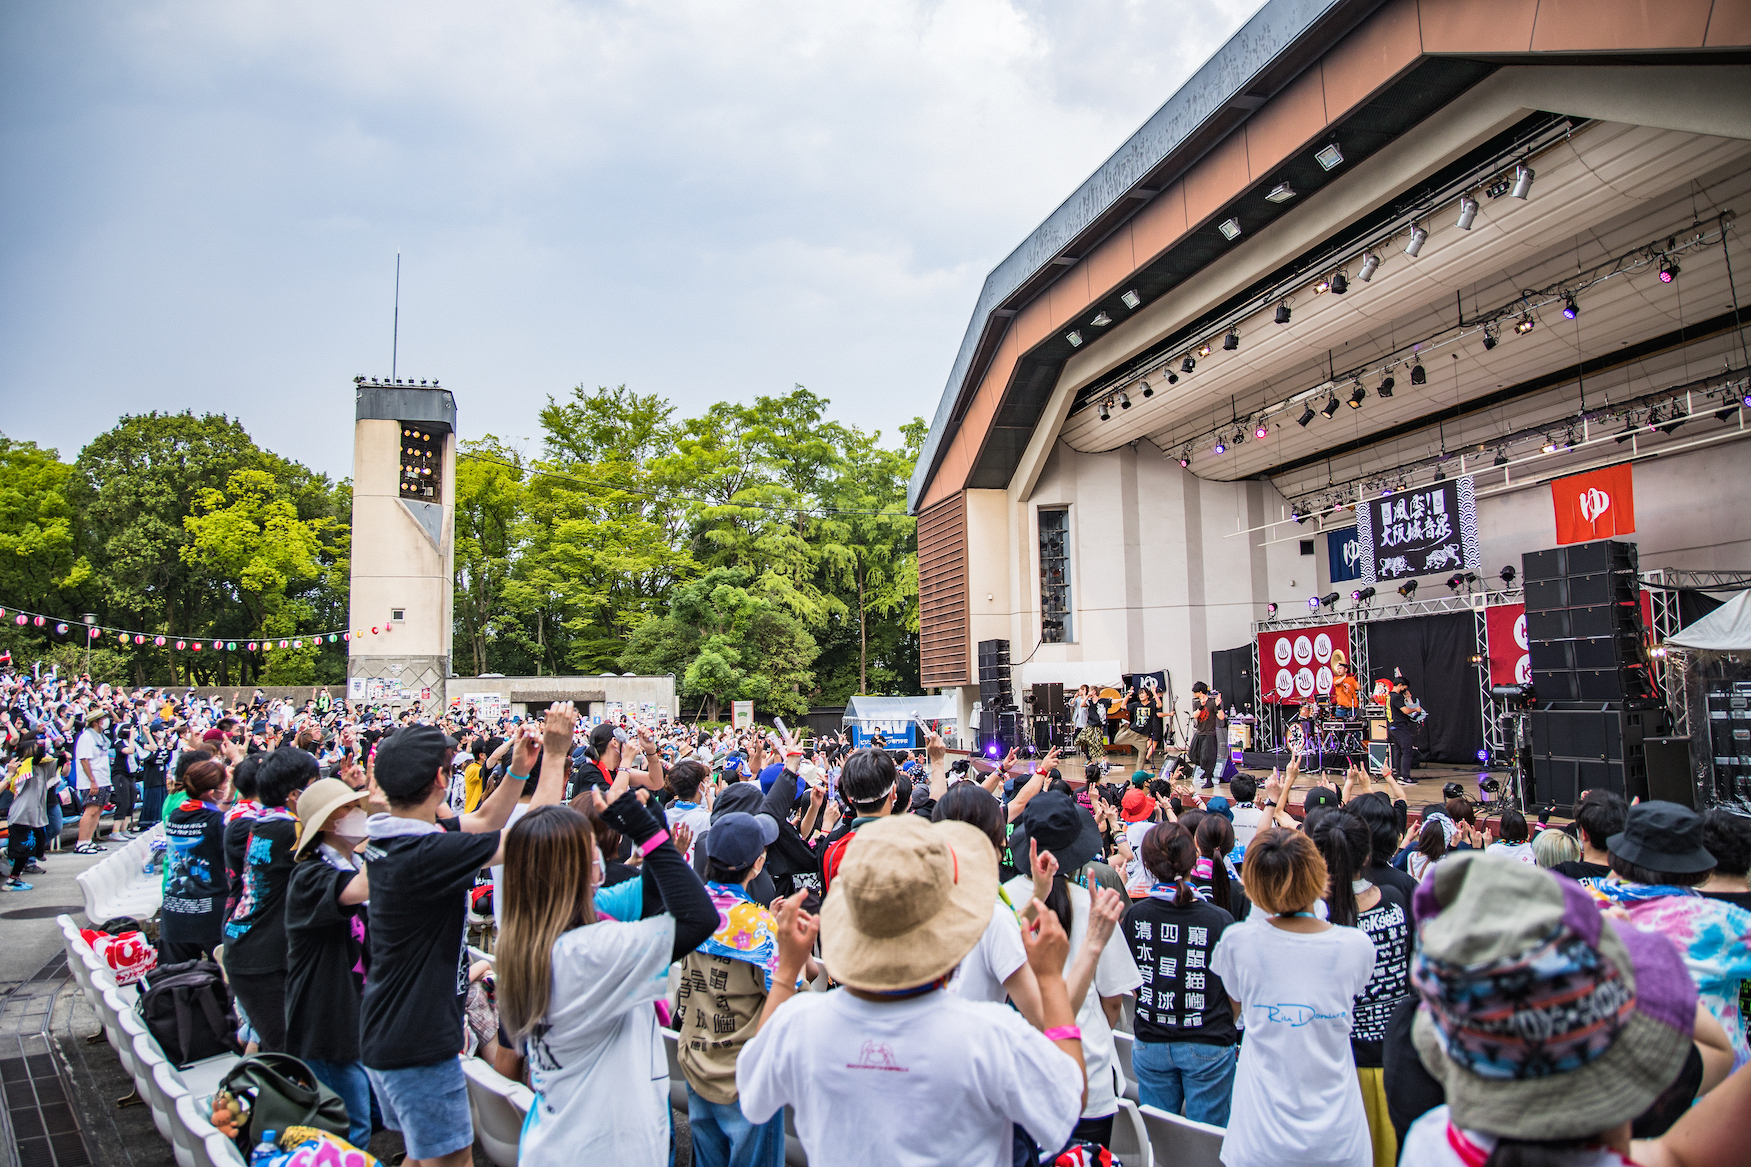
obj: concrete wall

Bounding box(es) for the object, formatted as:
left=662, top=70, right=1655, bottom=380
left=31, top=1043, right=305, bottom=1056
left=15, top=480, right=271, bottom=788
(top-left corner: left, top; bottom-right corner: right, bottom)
left=450, top=675, right=679, bottom=719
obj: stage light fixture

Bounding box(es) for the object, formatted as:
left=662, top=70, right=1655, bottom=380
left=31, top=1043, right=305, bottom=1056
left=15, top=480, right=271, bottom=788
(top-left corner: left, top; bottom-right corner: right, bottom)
left=1275, top=302, right=1292, bottom=324
left=1321, top=395, right=1340, bottom=418
left=1380, top=485, right=1393, bottom=497
left=1091, top=312, right=1113, bottom=327
left=1659, top=418, right=1685, bottom=435
left=1196, top=343, right=1212, bottom=359
left=1716, top=406, right=1738, bottom=422
left=1482, top=327, right=1498, bottom=351
left=1213, top=438, right=1227, bottom=455
left=1493, top=449, right=1509, bottom=466
left=1291, top=509, right=1304, bottom=524
left=1348, top=385, right=1366, bottom=409
left=1315, top=143, right=1343, bottom=170
left=1446, top=573, right=1465, bottom=591
left=1308, top=596, right=1322, bottom=611
left=1514, top=314, right=1535, bottom=335
left=1410, top=363, right=1426, bottom=385
left=1140, top=379, right=1153, bottom=398
left=1117, top=391, right=1132, bottom=410
left=1659, top=258, right=1679, bottom=283
left=1067, top=330, right=1083, bottom=347
left=1397, top=580, right=1418, bottom=599
left=1562, top=295, right=1579, bottom=320
left=1296, top=405, right=1316, bottom=427
left=1469, top=653, right=1485, bottom=666
left=1233, top=428, right=1246, bottom=447
left=1500, top=565, right=1516, bottom=585
left=1318, top=592, right=1341, bottom=611
left=1182, top=356, right=1196, bottom=374
left=1166, top=371, right=1179, bottom=385
left=1330, top=272, right=1349, bottom=295
left=1358, top=252, right=1380, bottom=282
left=1218, top=218, right=1242, bottom=241
left=1456, top=195, right=1479, bottom=231
left=1432, top=466, right=1445, bottom=481
left=1510, top=165, right=1534, bottom=199
left=1615, top=421, right=1638, bottom=443
left=1378, top=376, right=1395, bottom=398
left=1121, top=289, right=1141, bottom=309
left=1097, top=399, right=1111, bottom=421
left=1315, top=277, right=1331, bottom=295
left=1405, top=224, right=1428, bottom=257
left=1178, top=451, right=1190, bottom=467
left=1352, top=587, right=1376, bottom=604
left=1254, top=421, right=1269, bottom=440
left=1224, top=330, right=1239, bottom=351
left=1265, top=182, right=1296, bottom=203
left=1267, top=602, right=1279, bottom=617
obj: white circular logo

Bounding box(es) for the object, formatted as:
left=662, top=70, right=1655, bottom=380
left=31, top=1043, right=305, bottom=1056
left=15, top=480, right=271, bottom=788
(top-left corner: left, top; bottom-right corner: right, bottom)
left=1514, top=613, right=1529, bottom=651
left=1313, top=633, right=1333, bottom=663
left=1274, top=637, right=1293, bottom=666
left=1293, top=636, right=1313, bottom=665
left=1316, top=665, right=1333, bottom=694
left=1295, top=667, right=1316, bottom=697
left=1515, top=655, right=1532, bottom=685
left=1275, top=668, right=1295, bottom=698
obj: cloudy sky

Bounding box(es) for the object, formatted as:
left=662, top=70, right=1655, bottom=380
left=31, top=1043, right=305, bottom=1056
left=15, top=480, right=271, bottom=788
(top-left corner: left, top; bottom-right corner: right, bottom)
left=1, top=0, right=1266, bottom=480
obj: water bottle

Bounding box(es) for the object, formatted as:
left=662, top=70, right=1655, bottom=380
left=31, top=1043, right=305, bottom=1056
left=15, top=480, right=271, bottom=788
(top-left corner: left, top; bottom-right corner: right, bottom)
left=142, top=857, right=156, bottom=875
left=250, top=1130, right=279, bottom=1165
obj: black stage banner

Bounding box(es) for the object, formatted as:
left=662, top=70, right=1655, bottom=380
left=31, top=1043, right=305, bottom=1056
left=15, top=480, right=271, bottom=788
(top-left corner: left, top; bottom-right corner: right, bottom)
left=1365, top=612, right=1483, bottom=765
left=1356, top=477, right=1482, bottom=584
left=1122, top=670, right=1168, bottom=696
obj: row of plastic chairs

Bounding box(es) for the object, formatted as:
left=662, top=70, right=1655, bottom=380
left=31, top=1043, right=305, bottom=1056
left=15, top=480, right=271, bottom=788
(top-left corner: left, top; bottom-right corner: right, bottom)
left=59, top=916, right=244, bottom=1167
left=1111, top=1030, right=1228, bottom=1167
left=75, top=826, right=165, bottom=924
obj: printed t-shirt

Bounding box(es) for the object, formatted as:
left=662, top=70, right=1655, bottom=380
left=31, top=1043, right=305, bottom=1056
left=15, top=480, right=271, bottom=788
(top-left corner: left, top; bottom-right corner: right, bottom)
left=1229, top=803, right=1263, bottom=853
left=1209, top=918, right=1377, bottom=1167
left=665, top=800, right=713, bottom=864
left=284, top=851, right=368, bottom=1064
left=360, top=816, right=500, bottom=1070
left=1550, top=859, right=1611, bottom=888
left=676, top=952, right=766, bottom=1104
left=161, top=801, right=227, bottom=945
left=1350, top=884, right=1413, bottom=1067
left=1122, top=894, right=1236, bottom=1045
left=1122, top=819, right=1154, bottom=896
left=1399, top=1107, right=1634, bottom=1167
left=736, top=988, right=1083, bottom=1167
left=75, top=728, right=110, bottom=789
left=224, top=812, right=299, bottom=973
left=1487, top=840, right=1537, bottom=865
left=520, top=914, right=676, bottom=1167
left=947, top=897, right=1028, bottom=1005
left=1003, top=874, right=1143, bottom=1118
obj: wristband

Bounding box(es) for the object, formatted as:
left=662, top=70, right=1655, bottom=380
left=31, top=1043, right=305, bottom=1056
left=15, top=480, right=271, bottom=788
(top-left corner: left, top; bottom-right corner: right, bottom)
left=639, top=830, right=670, bottom=856
left=507, top=771, right=531, bottom=782
left=1043, top=1025, right=1082, bottom=1042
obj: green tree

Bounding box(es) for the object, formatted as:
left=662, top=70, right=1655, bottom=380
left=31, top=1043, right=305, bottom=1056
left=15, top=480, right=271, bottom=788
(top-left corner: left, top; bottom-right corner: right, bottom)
left=453, top=436, right=526, bottom=676
left=0, top=434, right=88, bottom=610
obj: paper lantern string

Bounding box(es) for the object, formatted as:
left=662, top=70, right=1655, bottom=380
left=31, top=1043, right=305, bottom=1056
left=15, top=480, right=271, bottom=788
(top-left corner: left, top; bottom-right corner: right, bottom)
left=0, top=601, right=385, bottom=651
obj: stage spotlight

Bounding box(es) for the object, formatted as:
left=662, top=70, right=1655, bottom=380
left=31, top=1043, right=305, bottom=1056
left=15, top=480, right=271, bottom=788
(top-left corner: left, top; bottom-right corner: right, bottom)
left=1318, top=592, right=1341, bottom=611
left=1493, top=449, right=1509, bottom=466
left=987, top=743, right=1001, bottom=758
left=1097, top=399, right=1111, bottom=421
left=1197, top=343, right=1212, bottom=358
left=1659, top=418, right=1685, bottom=435
left=1167, top=372, right=1179, bottom=385
left=1121, top=289, right=1141, bottom=309
left=1308, top=595, right=1322, bottom=611
left=1469, top=653, right=1485, bottom=666
left=1446, top=572, right=1477, bottom=591
left=1067, top=330, right=1083, bottom=347
left=1456, top=195, right=1479, bottom=231
left=1178, top=451, right=1190, bottom=467
left=1213, top=438, right=1227, bottom=455
left=1091, top=311, right=1113, bottom=327
left=1514, top=314, right=1535, bottom=335
left=1659, top=258, right=1680, bottom=283
left=1381, top=485, right=1393, bottom=497
left=1224, top=329, right=1239, bottom=351
left=1265, top=182, right=1296, bottom=203
left=1410, top=363, right=1426, bottom=385
left=1397, top=580, right=1418, bottom=599
left=1321, top=395, right=1340, bottom=418
left=1330, top=272, right=1349, bottom=295
left=1562, top=295, right=1579, bottom=320
left=1315, top=277, right=1331, bottom=295
left=1482, top=327, right=1498, bottom=351
left=1275, top=302, right=1292, bottom=325
left=1268, top=602, right=1279, bottom=617
left=1615, top=421, right=1639, bottom=443
left=1432, top=465, right=1445, bottom=481
left=1117, top=391, right=1131, bottom=410
left=1405, top=224, right=1428, bottom=257
left=1358, top=252, right=1380, bottom=282
left=1716, top=406, right=1738, bottom=422
left=1510, top=165, right=1534, bottom=199
left=1352, top=587, right=1376, bottom=604
left=1297, top=406, right=1316, bottom=427
left=1291, top=509, right=1305, bottom=524
left=1182, top=356, right=1196, bottom=374
left=1500, top=565, right=1517, bottom=585
left=1254, top=422, right=1269, bottom=440
left=1315, top=143, right=1343, bottom=170
left=1140, top=379, right=1153, bottom=398
left=1348, top=384, right=1366, bottom=409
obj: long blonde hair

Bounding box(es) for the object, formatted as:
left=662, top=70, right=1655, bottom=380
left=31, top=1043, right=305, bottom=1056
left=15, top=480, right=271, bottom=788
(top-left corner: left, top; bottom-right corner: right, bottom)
left=496, top=805, right=598, bottom=1043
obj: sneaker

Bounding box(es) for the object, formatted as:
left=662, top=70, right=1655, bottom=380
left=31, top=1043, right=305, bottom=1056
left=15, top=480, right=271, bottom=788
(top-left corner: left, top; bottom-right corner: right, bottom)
left=2, top=879, right=31, bottom=892
left=73, top=842, right=106, bottom=855
left=19, top=863, right=45, bottom=875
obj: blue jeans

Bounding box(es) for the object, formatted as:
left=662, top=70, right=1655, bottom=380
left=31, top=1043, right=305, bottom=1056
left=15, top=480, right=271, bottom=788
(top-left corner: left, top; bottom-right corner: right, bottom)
left=1132, top=1040, right=1237, bottom=1127
left=306, top=1058, right=373, bottom=1151
left=686, top=1082, right=785, bottom=1167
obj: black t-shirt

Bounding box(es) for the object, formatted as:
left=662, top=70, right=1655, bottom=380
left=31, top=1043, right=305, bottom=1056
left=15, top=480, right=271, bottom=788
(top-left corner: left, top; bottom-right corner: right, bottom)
left=1366, top=861, right=1420, bottom=919
left=1702, top=887, right=1751, bottom=911
left=142, top=748, right=171, bottom=788
left=161, top=802, right=228, bottom=946
left=1551, top=859, right=1611, bottom=888
left=1191, top=696, right=1220, bottom=738
left=285, top=857, right=368, bottom=1063
left=1121, top=895, right=1236, bottom=1046
left=1350, top=883, right=1413, bottom=1067
left=224, top=816, right=300, bottom=974
left=360, top=820, right=500, bottom=1070
left=1383, top=994, right=1443, bottom=1143
left=224, top=815, right=255, bottom=919
left=1388, top=689, right=1411, bottom=728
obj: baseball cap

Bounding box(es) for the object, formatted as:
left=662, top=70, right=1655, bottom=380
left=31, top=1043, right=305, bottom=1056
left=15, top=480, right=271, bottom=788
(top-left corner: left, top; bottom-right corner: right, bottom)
left=704, top=812, right=776, bottom=869
left=373, top=725, right=458, bottom=803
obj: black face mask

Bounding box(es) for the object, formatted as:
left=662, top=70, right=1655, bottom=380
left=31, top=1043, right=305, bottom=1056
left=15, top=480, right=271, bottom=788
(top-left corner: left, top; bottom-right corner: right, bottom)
left=33, top=743, right=48, bottom=762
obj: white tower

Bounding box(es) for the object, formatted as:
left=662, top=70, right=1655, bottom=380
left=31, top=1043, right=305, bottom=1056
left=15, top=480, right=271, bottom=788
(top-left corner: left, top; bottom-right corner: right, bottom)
left=347, top=379, right=456, bottom=716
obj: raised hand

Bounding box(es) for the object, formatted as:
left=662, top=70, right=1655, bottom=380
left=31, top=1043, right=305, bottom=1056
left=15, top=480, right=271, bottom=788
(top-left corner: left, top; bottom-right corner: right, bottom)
left=543, top=702, right=578, bottom=757
left=671, top=820, right=694, bottom=860
left=1084, top=887, right=1125, bottom=950
left=510, top=722, right=542, bottom=779
left=1022, top=903, right=1071, bottom=975
left=774, top=892, right=820, bottom=974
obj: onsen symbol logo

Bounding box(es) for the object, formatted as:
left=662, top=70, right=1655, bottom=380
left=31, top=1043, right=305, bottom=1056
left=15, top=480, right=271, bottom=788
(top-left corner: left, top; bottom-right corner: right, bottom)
left=1579, top=488, right=1611, bottom=524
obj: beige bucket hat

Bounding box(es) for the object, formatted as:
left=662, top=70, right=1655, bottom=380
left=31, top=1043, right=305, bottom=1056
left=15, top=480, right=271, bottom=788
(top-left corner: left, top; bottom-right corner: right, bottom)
left=293, top=778, right=368, bottom=858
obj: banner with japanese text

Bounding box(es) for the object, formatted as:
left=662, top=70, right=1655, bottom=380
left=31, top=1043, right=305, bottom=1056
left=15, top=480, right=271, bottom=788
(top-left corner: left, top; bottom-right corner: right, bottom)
left=1258, top=623, right=1351, bottom=705
left=1357, top=477, right=1482, bottom=583
left=1484, top=603, right=1530, bottom=687
left=1327, top=526, right=1363, bottom=583
left=1551, top=463, right=1635, bottom=544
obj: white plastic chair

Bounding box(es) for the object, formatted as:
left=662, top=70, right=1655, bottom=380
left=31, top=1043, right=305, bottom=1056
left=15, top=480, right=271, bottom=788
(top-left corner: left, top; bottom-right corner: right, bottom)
left=459, top=1055, right=532, bottom=1167
left=178, top=1053, right=239, bottom=1100
left=116, top=1006, right=156, bottom=1104
left=203, top=1131, right=246, bottom=1167
left=97, top=987, right=139, bottom=1085
left=1137, top=1103, right=1225, bottom=1167
left=1111, top=1030, right=1140, bottom=1103
left=173, top=1092, right=221, bottom=1167
left=1110, top=1099, right=1153, bottom=1167
left=139, top=1041, right=183, bottom=1144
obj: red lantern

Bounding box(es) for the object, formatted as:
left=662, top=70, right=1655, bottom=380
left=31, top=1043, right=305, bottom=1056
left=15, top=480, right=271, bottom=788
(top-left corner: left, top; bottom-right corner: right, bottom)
left=371, top=626, right=379, bottom=635
left=279, top=639, right=289, bottom=649
left=248, top=642, right=257, bottom=652
left=191, top=641, right=201, bottom=651
left=175, top=640, right=186, bottom=650
left=15, top=614, right=26, bottom=626
left=134, top=634, right=145, bottom=645
left=154, top=636, right=165, bottom=647
left=34, top=616, right=44, bottom=627
left=383, top=624, right=392, bottom=633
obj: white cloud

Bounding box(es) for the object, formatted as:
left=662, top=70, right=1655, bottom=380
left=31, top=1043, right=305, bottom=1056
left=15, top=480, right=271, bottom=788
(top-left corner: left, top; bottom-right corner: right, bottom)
left=0, top=0, right=1268, bottom=474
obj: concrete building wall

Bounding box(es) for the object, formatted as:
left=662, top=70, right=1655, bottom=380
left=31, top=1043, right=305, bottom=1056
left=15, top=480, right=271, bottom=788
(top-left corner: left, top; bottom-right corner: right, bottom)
left=449, top=674, right=680, bottom=719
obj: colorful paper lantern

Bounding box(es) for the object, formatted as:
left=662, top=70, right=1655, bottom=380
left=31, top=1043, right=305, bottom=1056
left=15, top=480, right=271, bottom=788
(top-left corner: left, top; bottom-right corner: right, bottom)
left=226, top=642, right=236, bottom=651
left=134, top=634, right=145, bottom=645
left=154, top=636, right=165, bottom=647
left=15, top=614, right=26, bottom=626
left=191, top=642, right=202, bottom=651
left=175, top=640, right=186, bottom=650
left=292, top=639, right=302, bottom=649
left=371, top=626, right=379, bottom=635
left=279, top=639, right=289, bottom=649
left=117, top=630, right=127, bottom=642
left=248, top=642, right=257, bottom=652
left=212, top=640, right=222, bottom=650
left=34, top=616, right=44, bottom=627
left=56, top=623, right=68, bottom=635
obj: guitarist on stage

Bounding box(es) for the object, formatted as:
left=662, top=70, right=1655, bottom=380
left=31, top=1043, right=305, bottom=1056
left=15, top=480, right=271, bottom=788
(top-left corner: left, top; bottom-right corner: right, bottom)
left=1386, top=675, right=1423, bottom=783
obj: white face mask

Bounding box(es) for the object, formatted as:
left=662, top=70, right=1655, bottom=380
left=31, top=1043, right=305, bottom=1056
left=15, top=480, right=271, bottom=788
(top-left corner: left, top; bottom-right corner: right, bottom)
left=332, top=808, right=369, bottom=841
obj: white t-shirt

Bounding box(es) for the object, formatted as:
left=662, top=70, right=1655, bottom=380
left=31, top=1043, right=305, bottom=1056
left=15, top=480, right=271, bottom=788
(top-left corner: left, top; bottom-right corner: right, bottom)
left=520, top=914, right=676, bottom=1167
left=1230, top=803, right=1263, bottom=851
left=75, top=728, right=110, bottom=790
left=1488, top=840, right=1538, bottom=865
left=490, top=802, right=534, bottom=925
left=665, top=801, right=713, bottom=864
left=1400, top=1106, right=1633, bottom=1167
left=737, top=988, right=1082, bottom=1166
left=1209, top=919, right=1377, bottom=1167
left=947, top=898, right=1028, bottom=1005
left=1004, top=875, right=1143, bottom=1118
left=1123, top=820, right=1154, bottom=895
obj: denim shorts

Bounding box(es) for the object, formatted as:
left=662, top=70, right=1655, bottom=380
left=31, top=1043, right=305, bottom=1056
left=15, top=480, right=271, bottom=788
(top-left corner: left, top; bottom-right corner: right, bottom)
left=366, top=1057, right=472, bottom=1160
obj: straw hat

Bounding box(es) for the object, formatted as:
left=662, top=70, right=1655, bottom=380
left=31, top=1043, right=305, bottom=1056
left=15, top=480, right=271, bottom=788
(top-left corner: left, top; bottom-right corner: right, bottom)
left=293, top=778, right=368, bottom=857
left=819, top=816, right=995, bottom=992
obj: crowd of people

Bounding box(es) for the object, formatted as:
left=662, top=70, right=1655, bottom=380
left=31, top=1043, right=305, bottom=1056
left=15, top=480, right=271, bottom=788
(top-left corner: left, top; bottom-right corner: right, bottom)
left=3, top=667, right=1750, bottom=1167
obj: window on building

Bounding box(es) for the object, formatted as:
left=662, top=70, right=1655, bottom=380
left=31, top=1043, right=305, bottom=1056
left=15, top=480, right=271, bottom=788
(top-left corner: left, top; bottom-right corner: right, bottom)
left=400, top=425, right=442, bottom=502
left=391, top=608, right=406, bottom=622
left=1039, top=508, right=1072, bottom=643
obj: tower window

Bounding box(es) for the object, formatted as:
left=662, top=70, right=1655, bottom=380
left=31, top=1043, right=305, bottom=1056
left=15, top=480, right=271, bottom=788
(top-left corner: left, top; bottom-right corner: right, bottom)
left=1039, top=508, right=1072, bottom=643
left=400, top=426, right=441, bottom=502
left=391, top=608, right=406, bottom=622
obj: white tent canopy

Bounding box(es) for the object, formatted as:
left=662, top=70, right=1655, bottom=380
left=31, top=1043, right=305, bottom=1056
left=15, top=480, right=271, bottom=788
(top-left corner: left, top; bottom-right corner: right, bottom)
left=1668, top=590, right=1751, bottom=652
left=841, top=694, right=957, bottom=725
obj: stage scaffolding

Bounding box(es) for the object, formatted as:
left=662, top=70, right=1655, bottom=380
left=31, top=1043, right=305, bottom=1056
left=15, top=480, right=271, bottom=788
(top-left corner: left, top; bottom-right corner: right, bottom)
left=1642, top=568, right=1751, bottom=741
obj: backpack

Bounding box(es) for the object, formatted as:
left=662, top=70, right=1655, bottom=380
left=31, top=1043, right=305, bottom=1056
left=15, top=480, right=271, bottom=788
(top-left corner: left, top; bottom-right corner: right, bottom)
left=137, top=959, right=239, bottom=1068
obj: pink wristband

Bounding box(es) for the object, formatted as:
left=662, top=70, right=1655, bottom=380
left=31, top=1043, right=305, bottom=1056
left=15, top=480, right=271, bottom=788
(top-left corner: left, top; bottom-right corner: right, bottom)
left=640, top=830, right=670, bottom=856
left=1043, top=1025, right=1082, bottom=1042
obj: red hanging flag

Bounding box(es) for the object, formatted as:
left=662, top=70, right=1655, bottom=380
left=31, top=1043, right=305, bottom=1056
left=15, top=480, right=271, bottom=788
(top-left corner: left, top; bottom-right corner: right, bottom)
left=1551, top=463, right=1635, bottom=545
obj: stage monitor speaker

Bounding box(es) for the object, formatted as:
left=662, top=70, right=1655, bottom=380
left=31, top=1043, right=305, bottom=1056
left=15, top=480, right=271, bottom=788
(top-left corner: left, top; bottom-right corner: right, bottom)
left=1642, top=736, right=1694, bottom=808
left=1529, top=756, right=1631, bottom=814
left=1031, top=683, right=1065, bottom=717
left=1524, top=572, right=1638, bottom=613
left=1522, top=548, right=1563, bottom=583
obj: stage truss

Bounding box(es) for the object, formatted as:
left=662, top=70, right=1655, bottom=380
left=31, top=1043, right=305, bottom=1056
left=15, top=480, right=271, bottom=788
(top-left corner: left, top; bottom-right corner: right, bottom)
left=1643, top=569, right=1751, bottom=740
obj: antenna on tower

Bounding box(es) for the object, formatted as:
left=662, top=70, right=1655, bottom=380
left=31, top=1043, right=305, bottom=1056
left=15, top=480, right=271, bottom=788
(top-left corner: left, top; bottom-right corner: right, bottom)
left=392, top=252, right=401, bottom=381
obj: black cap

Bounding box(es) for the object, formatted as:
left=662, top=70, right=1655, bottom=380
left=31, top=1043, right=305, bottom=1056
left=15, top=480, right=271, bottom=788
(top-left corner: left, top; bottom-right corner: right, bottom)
left=1608, top=801, right=1716, bottom=875
left=1011, top=791, right=1102, bottom=874
left=373, top=725, right=458, bottom=803
left=1304, top=786, right=1342, bottom=810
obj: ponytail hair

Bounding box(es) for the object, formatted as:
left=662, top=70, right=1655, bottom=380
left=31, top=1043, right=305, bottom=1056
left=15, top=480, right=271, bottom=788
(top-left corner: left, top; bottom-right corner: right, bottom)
left=1195, top=815, right=1236, bottom=913
left=1140, top=822, right=1198, bottom=907
left=1310, top=809, right=1369, bottom=927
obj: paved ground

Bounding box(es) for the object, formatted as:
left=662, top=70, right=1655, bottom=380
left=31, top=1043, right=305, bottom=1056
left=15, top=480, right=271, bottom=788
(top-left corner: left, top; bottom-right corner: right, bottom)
left=1, top=829, right=116, bottom=993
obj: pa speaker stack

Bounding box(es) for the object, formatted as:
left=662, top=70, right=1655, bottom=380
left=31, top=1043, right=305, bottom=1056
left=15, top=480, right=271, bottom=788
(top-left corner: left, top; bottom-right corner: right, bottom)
left=978, top=639, right=1014, bottom=751
left=1519, top=539, right=1661, bottom=813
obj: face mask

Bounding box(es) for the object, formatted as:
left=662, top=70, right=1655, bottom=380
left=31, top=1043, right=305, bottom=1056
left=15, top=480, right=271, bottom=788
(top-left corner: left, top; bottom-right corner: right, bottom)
left=332, top=809, right=369, bottom=841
